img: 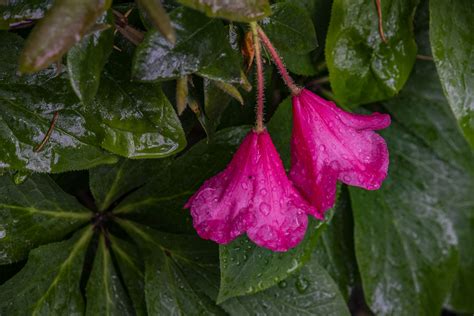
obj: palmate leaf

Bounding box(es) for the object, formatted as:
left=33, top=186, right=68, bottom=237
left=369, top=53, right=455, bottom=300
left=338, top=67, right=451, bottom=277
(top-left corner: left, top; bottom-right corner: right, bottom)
left=0, top=173, right=91, bottom=264
left=85, top=234, right=134, bottom=316
left=326, top=0, right=418, bottom=107
left=0, top=227, right=93, bottom=315
left=112, top=126, right=250, bottom=233
left=109, top=235, right=147, bottom=316
left=350, top=60, right=474, bottom=315
left=118, top=219, right=225, bottom=315
left=0, top=32, right=186, bottom=172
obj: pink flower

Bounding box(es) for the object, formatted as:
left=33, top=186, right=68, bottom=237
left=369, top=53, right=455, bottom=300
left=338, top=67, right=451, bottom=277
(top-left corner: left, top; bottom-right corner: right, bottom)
left=290, top=89, right=391, bottom=214
left=185, top=129, right=317, bottom=251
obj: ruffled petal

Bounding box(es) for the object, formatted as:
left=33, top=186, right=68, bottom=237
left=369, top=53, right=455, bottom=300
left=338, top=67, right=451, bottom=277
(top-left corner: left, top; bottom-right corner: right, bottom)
left=186, top=129, right=316, bottom=251
left=290, top=89, right=390, bottom=213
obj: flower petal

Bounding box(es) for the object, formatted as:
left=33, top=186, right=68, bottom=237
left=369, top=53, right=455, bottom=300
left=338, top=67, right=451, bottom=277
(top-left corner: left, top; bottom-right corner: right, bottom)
left=186, top=129, right=316, bottom=251
left=290, top=89, right=390, bottom=213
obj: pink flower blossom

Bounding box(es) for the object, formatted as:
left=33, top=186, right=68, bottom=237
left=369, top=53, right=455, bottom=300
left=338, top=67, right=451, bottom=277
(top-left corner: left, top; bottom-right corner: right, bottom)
left=290, top=89, right=391, bottom=214
left=185, top=129, right=317, bottom=251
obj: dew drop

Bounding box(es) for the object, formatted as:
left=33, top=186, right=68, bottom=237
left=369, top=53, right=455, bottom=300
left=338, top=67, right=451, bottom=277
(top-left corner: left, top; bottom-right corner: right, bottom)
left=295, top=276, right=310, bottom=293
left=259, top=202, right=271, bottom=215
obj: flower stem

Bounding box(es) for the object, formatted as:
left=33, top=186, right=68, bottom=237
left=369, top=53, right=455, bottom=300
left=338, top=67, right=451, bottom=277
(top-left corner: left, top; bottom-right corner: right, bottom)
left=250, top=22, right=265, bottom=133
left=256, top=26, right=301, bottom=96
left=375, top=0, right=387, bottom=43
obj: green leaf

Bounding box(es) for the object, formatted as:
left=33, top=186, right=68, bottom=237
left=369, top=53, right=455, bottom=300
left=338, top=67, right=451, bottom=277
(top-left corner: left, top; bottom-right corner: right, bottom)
left=67, top=11, right=114, bottom=104
left=267, top=96, right=292, bottom=168
left=0, top=32, right=186, bottom=171
left=176, top=0, right=271, bottom=22
left=89, top=158, right=171, bottom=212
left=0, top=174, right=91, bottom=264
left=314, top=186, right=357, bottom=301
left=350, top=60, right=474, bottom=315
left=0, top=227, right=93, bottom=314
left=137, top=0, right=176, bottom=44
left=109, top=235, right=147, bottom=316
left=0, top=0, right=52, bottom=27
left=221, top=256, right=350, bottom=316
left=19, top=0, right=112, bottom=73
left=261, top=2, right=317, bottom=54
left=113, top=126, right=249, bottom=233
left=326, top=0, right=418, bottom=107
left=217, top=218, right=325, bottom=303
left=118, top=220, right=225, bottom=315
left=133, top=7, right=240, bottom=82
left=430, top=0, right=474, bottom=149
left=86, top=234, right=134, bottom=316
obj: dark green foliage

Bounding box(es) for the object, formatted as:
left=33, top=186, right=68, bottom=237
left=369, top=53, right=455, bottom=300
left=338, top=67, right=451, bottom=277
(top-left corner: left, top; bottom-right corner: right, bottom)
left=0, top=0, right=473, bottom=315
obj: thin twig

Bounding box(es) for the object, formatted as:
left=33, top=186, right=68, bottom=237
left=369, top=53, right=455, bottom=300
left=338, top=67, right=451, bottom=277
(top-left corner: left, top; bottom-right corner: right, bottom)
left=375, top=0, right=388, bottom=43
left=416, top=54, right=434, bottom=61
left=34, top=111, right=59, bottom=152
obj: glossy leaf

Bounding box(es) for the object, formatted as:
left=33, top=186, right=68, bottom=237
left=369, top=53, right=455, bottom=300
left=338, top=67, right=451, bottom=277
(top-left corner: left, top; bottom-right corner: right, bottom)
left=430, top=0, right=474, bottom=149
left=0, top=32, right=186, bottom=171
left=176, top=0, right=271, bottom=22
left=67, top=11, right=114, bottom=104
left=217, top=218, right=325, bottom=303
left=89, top=158, right=171, bottom=212
left=86, top=234, right=134, bottom=316
left=0, top=0, right=52, bottom=27
left=222, top=256, right=350, bottom=316
left=110, top=235, right=147, bottom=316
left=19, top=0, right=112, bottom=73
left=133, top=7, right=240, bottom=82
left=113, top=126, right=249, bottom=233
left=326, top=0, right=418, bottom=107
left=137, top=0, right=176, bottom=44
left=261, top=2, right=317, bottom=54
left=350, top=61, right=474, bottom=315
left=0, top=174, right=91, bottom=264
left=118, top=220, right=225, bottom=315
left=0, top=227, right=93, bottom=314
left=314, top=186, right=357, bottom=301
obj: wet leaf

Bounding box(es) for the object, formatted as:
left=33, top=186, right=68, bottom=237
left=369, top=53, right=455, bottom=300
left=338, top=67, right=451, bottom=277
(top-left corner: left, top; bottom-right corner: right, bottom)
left=261, top=2, right=317, bottom=54
left=67, top=11, right=114, bottom=104
left=19, top=0, right=112, bottom=73
left=85, top=234, right=134, bottom=316
left=314, top=187, right=357, bottom=301
left=118, top=220, right=225, bottom=315
left=113, top=126, right=249, bottom=233
left=0, top=227, right=93, bottom=314
left=430, top=0, right=474, bottom=149
left=133, top=7, right=240, bottom=82
left=110, top=235, right=147, bottom=316
left=221, top=256, right=350, bottom=316
left=0, top=174, right=91, bottom=264
left=89, top=158, right=171, bottom=212
left=0, top=0, right=52, bottom=27
left=326, top=0, right=418, bottom=107
left=176, top=0, right=271, bottom=22
left=0, top=32, right=186, bottom=172
left=137, top=0, right=175, bottom=44
left=350, top=60, right=474, bottom=315
left=217, top=218, right=325, bottom=303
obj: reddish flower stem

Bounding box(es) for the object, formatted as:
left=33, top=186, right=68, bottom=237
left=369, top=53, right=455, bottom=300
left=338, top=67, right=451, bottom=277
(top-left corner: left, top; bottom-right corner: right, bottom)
left=251, top=23, right=265, bottom=133
left=256, top=26, right=301, bottom=96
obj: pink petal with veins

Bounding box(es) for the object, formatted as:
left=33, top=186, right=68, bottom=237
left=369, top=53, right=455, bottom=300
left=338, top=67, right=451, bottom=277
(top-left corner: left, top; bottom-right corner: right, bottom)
left=290, top=89, right=390, bottom=214
left=185, top=129, right=317, bottom=251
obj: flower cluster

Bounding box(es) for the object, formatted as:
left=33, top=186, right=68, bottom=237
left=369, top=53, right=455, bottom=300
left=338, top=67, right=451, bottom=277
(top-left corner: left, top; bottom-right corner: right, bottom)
left=185, top=26, right=391, bottom=252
